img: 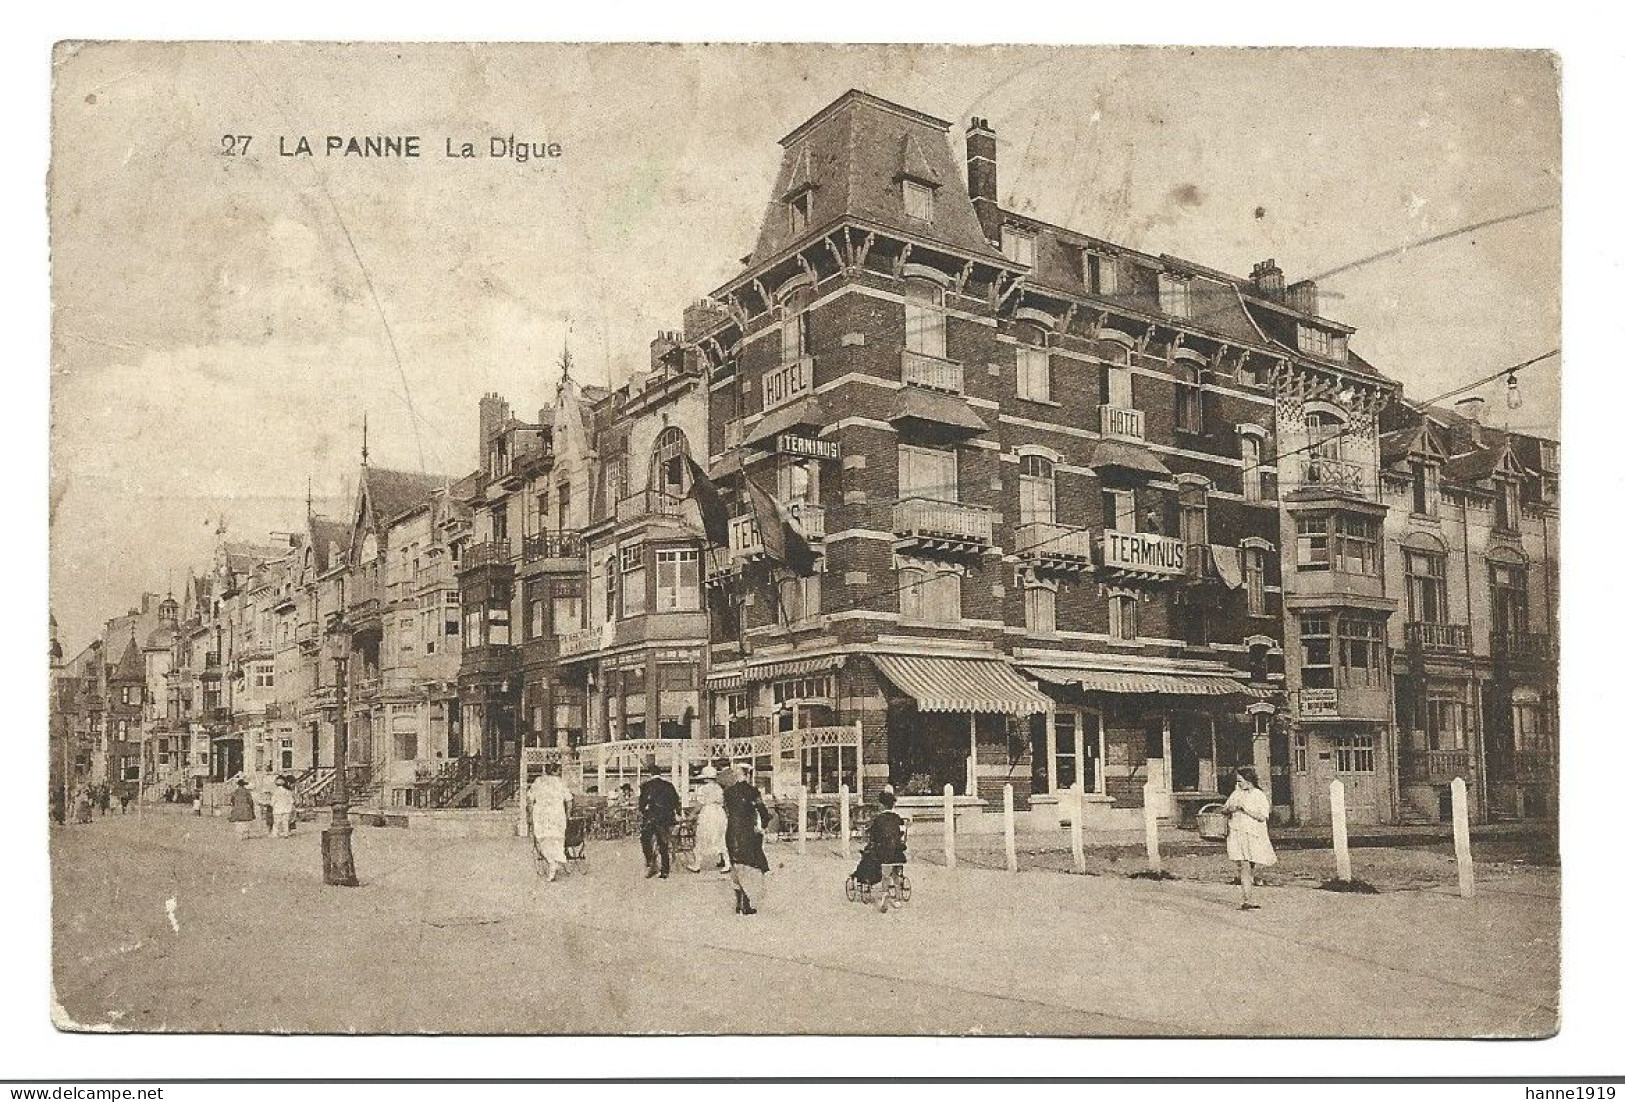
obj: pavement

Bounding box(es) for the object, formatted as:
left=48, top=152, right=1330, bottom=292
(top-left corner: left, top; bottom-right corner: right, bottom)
left=50, top=814, right=1559, bottom=1037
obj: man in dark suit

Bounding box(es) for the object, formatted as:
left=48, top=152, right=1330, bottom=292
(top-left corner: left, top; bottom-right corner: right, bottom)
left=638, top=764, right=681, bottom=879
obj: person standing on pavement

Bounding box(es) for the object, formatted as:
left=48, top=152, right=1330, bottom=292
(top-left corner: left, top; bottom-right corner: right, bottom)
left=723, top=762, right=772, bottom=915
left=270, top=775, right=296, bottom=838
left=1222, top=766, right=1277, bottom=910
left=638, top=764, right=681, bottom=879
left=96, top=784, right=111, bottom=817
left=685, top=764, right=730, bottom=874
left=228, top=778, right=258, bottom=840
left=527, top=763, right=574, bottom=883
left=73, top=785, right=93, bottom=825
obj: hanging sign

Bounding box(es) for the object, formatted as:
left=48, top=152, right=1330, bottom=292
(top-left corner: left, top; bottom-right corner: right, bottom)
left=776, top=434, right=839, bottom=461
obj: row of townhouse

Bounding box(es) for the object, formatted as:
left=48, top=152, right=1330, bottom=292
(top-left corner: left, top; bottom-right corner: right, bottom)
left=50, top=89, right=1557, bottom=828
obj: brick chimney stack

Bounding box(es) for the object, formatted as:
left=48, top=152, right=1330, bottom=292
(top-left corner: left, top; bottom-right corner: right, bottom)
left=650, top=329, right=680, bottom=370
left=966, top=117, right=1000, bottom=247
left=1286, top=279, right=1319, bottom=317
left=479, top=392, right=511, bottom=471
left=1251, top=259, right=1286, bottom=301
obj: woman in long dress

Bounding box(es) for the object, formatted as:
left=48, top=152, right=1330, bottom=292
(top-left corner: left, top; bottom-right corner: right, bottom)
left=722, top=763, right=772, bottom=915
left=1222, top=766, right=1277, bottom=910
left=686, top=764, right=730, bottom=874
left=527, top=765, right=573, bottom=882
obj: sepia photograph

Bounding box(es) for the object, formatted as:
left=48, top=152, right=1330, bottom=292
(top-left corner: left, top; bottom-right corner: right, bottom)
left=46, top=41, right=1561, bottom=1040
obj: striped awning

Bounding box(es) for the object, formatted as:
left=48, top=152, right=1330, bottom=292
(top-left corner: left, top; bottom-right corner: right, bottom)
left=871, top=654, right=1052, bottom=717
left=706, top=654, right=845, bottom=692
left=1023, top=667, right=1249, bottom=696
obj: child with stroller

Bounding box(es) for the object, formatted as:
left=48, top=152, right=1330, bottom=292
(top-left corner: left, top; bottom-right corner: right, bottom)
left=851, top=790, right=908, bottom=912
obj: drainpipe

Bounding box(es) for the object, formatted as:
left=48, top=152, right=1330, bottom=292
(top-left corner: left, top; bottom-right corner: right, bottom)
left=1462, top=494, right=1488, bottom=820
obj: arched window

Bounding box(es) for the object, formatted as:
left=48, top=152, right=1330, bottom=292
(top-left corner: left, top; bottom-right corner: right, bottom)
left=648, top=427, right=691, bottom=504
left=1174, top=359, right=1204, bottom=434
left=1014, top=322, right=1051, bottom=402
left=778, top=282, right=812, bottom=366
left=1177, top=478, right=1210, bottom=546
left=1240, top=432, right=1265, bottom=503
left=1018, top=453, right=1056, bottom=527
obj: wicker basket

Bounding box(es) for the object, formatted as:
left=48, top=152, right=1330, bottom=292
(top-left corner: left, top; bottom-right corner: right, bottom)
left=1196, top=803, right=1229, bottom=841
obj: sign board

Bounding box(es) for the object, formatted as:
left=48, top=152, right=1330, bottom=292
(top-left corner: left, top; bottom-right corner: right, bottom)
left=1299, top=688, right=1340, bottom=718
left=777, top=434, right=839, bottom=460
left=761, top=358, right=812, bottom=413
left=1100, top=529, right=1186, bottom=575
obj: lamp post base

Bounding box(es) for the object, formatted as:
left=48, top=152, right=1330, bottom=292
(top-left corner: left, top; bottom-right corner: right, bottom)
left=321, top=814, right=359, bottom=887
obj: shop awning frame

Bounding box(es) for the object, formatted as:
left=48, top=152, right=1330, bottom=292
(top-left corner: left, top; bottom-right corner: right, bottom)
left=706, top=653, right=845, bottom=692
left=1023, top=667, right=1260, bottom=697
left=871, top=654, right=1052, bottom=716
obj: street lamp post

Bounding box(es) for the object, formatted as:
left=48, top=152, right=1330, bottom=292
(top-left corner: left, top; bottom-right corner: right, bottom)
left=323, top=651, right=359, bottom=887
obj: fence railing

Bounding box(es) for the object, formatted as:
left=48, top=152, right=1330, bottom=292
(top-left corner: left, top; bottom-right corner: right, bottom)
left=893, top=497, right=993, bottom=545
left=1406, top=621, right=1470, bottom=652
left=1302, top=456, right=1364, bottom=494
left=462, top=540, right=512, bottom=570
left=901, top=350, right=964, bottom=395
left=1014, top=521, right=1092, bottom=563
left=1400, top=748, right=1473, bottom=783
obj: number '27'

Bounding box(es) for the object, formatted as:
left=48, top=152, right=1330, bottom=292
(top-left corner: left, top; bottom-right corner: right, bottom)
left=220, top=135, right=252, bottom=156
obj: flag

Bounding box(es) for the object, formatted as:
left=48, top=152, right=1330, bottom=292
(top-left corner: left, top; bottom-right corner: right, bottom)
left=745, top=477, right=817, bottom=576
left=684, top=456, right=730, bottom=548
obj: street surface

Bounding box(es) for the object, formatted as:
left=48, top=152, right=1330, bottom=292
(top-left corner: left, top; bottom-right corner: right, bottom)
left=51, top=814, right=1558, bottom=1036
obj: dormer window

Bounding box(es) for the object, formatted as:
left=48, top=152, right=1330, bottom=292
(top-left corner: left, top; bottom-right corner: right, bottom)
left=1086, top=251, right=1117, bottom=296
left=1494, top=478, right=1521, bottom=533
left=1002, top=228, right=1035, bottom=266
left=902, top=180, right=935, bottom=224
left=1411, top=461, right=1438, bottom=517
left=787, top=190, right=811, bottom=236
left=1158, top=274, right=1191, bottom=319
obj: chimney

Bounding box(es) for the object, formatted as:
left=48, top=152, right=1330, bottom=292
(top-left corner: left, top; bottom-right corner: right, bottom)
left=1453, top=397, right=1485, bottom=448
left=1251, top=259, right=1286, bottom=301
left=683, top=298, right=728, bottom=338
left=478, top=392, right=511, bottom=473
left=1286, top=279, right=1319, bottom=317
left=966, top=117, right=1000, bottom=247
left=650, top=329, right=680, bottom=371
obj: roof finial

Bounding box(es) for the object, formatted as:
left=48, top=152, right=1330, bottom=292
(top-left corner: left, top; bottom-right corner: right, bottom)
left=558, top=340, right=573, bottom=383
left=361, top=413, right=370, bottom=467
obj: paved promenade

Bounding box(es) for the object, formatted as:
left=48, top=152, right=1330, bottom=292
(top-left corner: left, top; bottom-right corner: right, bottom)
left=50, top=814, right=1558, bottom=1037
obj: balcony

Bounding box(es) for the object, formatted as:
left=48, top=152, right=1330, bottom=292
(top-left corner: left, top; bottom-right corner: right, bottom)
left=522, top=530, right=584, bottom=564
left=1401, top=748, right=1475, bottom=784
left=1492, top=630, right=1552, bottom=662
left=785, top=500, right=825, bottom=540
left=1405, top=621, right=1470, bottom=654
left=353, top=676, right=382, bottom=700
left=1013, top=521, right=1092, bottom=571
left=295, top=622, right=319, bottom=653
left=704, top=548, right=739, bottom=586
left=901, top=350, right=964, bottom=395
left=1301, top=456, right=1364, bottom=495
left=1098, top=404, right=1145, bottom=443
left=461, top=540, right=512, bottom=571
left=615, top=490, right=685, bottom=525
left=893, top=497, right=993, bottom=553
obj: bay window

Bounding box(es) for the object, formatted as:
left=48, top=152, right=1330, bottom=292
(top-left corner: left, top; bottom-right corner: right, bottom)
left=654, top=549, right=701, bottom=613
left=1338, top=616, right=1385, bottom=688
left=1300, top=615, right=1333, bottom=689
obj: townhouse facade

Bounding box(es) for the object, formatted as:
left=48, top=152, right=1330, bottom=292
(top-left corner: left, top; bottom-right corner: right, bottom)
left=50, top=89, right=1558, bottom=830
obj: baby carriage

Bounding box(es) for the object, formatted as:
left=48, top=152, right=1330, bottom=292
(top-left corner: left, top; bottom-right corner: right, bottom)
left=845, top=817, right=910, bottom=912
left=564, top=813, right=589, bottom=872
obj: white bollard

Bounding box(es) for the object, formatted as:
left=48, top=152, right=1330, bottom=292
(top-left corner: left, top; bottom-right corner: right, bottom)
left=943, top=783, right=957, bottom=869
left=839, top=784, right=851, bottom=861
left=1451, top=776, right=1475, bottom=899
left=1142, top=783, right=1162, bottom=876
left=1070, top=788, right=1085, bottom=874
left=796, top=788, right=808, bottom=856
left=1003, top=783, right=1018, bottom=873
left=1330, top=779, right=1352, bottom=882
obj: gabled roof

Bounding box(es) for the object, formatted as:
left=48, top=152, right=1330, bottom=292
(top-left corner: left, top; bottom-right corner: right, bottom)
left=1444, top=440, right=1524, bottom=485
left=112, top=635, right=144, bottom=682
left=363, top=466, right=452, bottom=528
left=308, top=517, right=348, bottom=573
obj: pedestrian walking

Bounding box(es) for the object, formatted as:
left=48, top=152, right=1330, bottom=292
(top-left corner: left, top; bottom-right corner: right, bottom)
left=723, top=763, right=772, bottom=915
left=118, top=785, right=133, bottom=815
left=253, top=772, right=276, bottom=835
left=1223, top=766, right=1277, bottom=910
left=685, top=764, right=730, bottom=874
left=228, top=778, right=258, bottom=840
left=73, top=785, right=93, bottom=825
left=638, top=764, right=681, bottom=879
left=270, top=775, right=296, bottom=838
left=527, top=763, right=573, bottom=882
left=96, top=784, right=111, bottom=817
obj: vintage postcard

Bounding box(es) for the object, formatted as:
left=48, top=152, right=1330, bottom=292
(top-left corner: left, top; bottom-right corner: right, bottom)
left=48, top=42, right=1560, bottom=1036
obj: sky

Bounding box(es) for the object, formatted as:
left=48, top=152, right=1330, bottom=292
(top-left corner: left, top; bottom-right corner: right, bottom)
left=48, top=43, right=1560, bottom=653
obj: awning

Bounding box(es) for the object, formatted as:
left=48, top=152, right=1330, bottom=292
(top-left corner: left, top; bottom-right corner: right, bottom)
left=888, top=388, right=990, bottom=434
left=871, top=654, right=1052, bottom=716
left=1087, top=440, right=1171, bottom=478
left=1023, top=667, right=1251, bottom=697
left=707, top=654, right=845, bottom=692
left=742, top=398, right=826, bottom=448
